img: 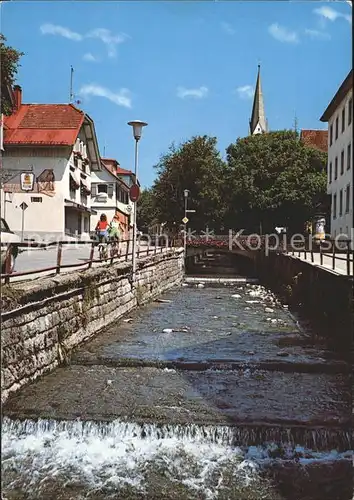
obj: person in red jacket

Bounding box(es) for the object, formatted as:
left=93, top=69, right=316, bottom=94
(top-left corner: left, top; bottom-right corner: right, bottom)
left=95, top=214, right=109, bottom=243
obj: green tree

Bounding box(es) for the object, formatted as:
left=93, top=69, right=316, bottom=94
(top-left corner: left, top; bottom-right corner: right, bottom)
left=152, top=135, right=227, bottom=232
left=136, top=188, right=159, bottom=232
left=224, top=130, right=328, bottom=234
left=1, top=34, right=24, bottom=115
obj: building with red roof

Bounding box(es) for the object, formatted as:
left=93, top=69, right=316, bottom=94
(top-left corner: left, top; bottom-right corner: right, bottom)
left=90, top=158, right=132, bottom=237
left=1, top=86, right=101, bottom=240
left=299, top=129, right=328, bottom=153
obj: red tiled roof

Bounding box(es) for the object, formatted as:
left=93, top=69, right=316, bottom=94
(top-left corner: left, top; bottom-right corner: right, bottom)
left=117, top=166, right=134, bottom=175
left=300, top=129, right=328, bottom=153
left=101, top=158, right=133, bottom=176
left=4, top=103, right=85, bottom=146
left=101, top=159, right=129, bottom=190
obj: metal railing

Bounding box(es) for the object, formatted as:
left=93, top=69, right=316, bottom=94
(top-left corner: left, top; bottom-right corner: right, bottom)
left=285, top=238, right=353, bottom=276
left=1, top=238, right=181, bottom=284
left=184, top=235, right=353, bottom=276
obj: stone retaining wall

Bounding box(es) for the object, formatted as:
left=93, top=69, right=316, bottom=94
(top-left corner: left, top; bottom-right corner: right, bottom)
left=255, top=252, right=353, bottom=350
left=1, top=249, right=184, bottom=403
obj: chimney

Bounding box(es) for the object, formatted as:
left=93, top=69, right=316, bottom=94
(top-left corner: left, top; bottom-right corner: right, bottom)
left=13, top=85, right=22, bottom=111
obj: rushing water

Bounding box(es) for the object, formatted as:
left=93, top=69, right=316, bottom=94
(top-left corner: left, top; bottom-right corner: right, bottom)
left=2, top=278, right=353, bottom=499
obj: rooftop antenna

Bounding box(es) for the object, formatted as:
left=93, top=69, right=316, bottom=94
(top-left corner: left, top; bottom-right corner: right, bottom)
left=69, top=66, right=74, bottom=103
left=103, top=139, right=107, bottom=157
left=293, top=111, right=298, bottom=137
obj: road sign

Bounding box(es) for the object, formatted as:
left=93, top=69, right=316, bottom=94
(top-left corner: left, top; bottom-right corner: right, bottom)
left=20, top=173, right=35, bottom=191
left=186, top=210, right=196, bottom=213
left=182, top=217, right=189, bottom=224
left=20, top=202, right=28, bottom=211
left=129, top=183, right=140, bottom=202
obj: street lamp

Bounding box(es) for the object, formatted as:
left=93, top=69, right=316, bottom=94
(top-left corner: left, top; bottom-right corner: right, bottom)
left=127, top=120, right=148, bottom=284
left=183, top=189, right=189, bottom=254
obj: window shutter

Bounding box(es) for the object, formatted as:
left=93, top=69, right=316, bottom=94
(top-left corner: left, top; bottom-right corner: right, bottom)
left=91, top=184, right=97, bottom=197
left=108, top=184, right=114, bottom=197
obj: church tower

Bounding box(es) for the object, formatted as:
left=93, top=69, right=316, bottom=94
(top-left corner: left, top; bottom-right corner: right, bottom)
left=249, top=64, right=267, bottom=135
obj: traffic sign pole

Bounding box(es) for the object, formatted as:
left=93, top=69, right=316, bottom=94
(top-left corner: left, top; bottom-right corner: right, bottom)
left=20, top=202, right=28, bottom=242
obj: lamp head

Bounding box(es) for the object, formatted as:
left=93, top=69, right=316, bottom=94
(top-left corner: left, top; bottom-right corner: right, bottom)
left=128, top=120, right=148, bottom=141
left=184, top=189, right=189, bottom=198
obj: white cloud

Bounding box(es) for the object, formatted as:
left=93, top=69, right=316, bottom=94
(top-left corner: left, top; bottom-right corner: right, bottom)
left=79, top=84, right=132, bottom=108
left=268, top=23, right=299, bottom=43
left=236, top=85, right=254, bottom=99
left=304, top=29, right=331, bottom=40
left=86, top=28, right=129, bottom=58
left=314, top=5, right=351, bottom=23
left=83, top=52, right=98, bottom=62
left=176, top=86, right=208, bottom=99
left=40, top=23, right=83, bottom=41
left=221, top=22, right=235, bottom=35
left=39, top=24, right=129, bottom=57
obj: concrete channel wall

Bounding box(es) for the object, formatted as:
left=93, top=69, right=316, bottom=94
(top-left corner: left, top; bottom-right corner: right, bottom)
left=1, top=248, right=184, bottom=403
left=255, top=252, right=353, bottom=349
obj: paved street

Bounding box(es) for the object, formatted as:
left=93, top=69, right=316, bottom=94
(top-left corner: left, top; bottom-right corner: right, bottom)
left=8, top=243, right=167, bottom=283
left=290, top=252, right=353, bottom=276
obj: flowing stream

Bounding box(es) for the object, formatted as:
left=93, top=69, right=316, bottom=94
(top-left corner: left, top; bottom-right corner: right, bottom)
left=2, top=270, right=353, bottom=499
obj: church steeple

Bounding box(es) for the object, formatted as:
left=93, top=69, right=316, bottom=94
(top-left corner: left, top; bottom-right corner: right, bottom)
left=249, top=64, right=267, bottom=135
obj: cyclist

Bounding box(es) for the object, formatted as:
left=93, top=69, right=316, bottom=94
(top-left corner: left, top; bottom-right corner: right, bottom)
left=108, top=214, right=121, bottom=256
left=95, top=214, right=109, bottom=244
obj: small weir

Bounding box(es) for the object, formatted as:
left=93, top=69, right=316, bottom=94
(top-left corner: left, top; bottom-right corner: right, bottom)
left=2, top=259, right=353, bottom=499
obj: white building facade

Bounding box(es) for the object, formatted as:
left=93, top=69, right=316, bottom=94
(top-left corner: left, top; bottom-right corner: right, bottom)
left=90, top=162, right=131, bottom=238
left=1, top=87, right=101, bottom=241
left=90, top=159, right=132, bottom=238
left=321, top=70, right=353, bottom=239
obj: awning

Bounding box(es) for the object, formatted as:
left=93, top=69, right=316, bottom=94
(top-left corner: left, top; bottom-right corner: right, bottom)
left=64, top=199, right=97, bottom=215
left=70, top=170, right=80, bottom=189
left=80, top=176, right=91, bottom=194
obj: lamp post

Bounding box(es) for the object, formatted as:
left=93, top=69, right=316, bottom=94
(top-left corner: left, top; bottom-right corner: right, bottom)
left=127, top=120, right=148, bottom=284
left=183, top=189, right=189, bottom=254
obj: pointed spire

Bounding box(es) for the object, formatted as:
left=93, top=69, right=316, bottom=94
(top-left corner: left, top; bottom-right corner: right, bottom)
left=249, top=64, right=267, bottom=135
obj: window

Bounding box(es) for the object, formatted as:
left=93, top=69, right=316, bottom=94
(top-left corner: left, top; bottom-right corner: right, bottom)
left=107, top=184, right=114, bottom=198
left=333, top=193, right=337, bottom=219
left=341, top=150, right=344, bottom=175
left=339, top=189, right=343, bottom=216
left=73, top=155, right=78, bottom=168
left=334, top=157, right=338, bottom=179
left=342, top=108, right=345, bottom=133
left=329, top=124, right=333, bottom=146
left=348, top=143, right=352, bottom=170
left=97, top=184, right=108, bottom=194
left=329, top=162, right=332, bottom=183
left=346, top=184, right=350, bottom=213
left=31, top=197, right=42, bottom=203
left=335, top=116, right=338, bottom=140
left=349, top=98, right=352, bottom=126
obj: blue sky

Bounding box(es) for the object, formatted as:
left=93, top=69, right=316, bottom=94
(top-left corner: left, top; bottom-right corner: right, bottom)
left=1, top=1, right=352, bottom=188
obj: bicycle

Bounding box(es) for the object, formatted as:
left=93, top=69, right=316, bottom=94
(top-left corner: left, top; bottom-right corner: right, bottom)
left=109, top=237, right=121, bottom=258
left=98, top=241, right=109, bottom=260
left=96, top=233, right=109, bottom=261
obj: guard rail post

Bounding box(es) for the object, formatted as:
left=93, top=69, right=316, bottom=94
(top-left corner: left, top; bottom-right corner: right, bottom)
left=88, top=242, right=95, bottom=269
left=4, top=244, right=13, bottom=284
left=56, top=242, right=63, bottom=274
left=125, top=239, right=130, bottom=261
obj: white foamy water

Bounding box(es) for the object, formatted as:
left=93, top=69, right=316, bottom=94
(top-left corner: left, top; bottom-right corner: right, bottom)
left=2, top=418, right=352, bottom=500
left=2, top=418, right=260, bottom=499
